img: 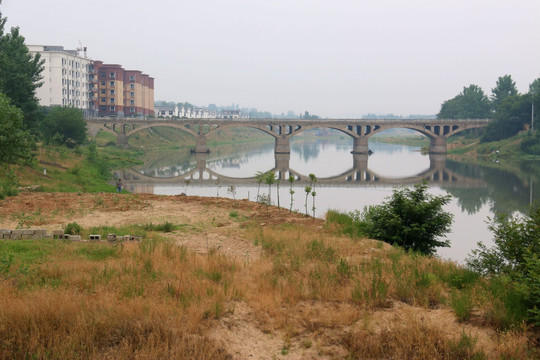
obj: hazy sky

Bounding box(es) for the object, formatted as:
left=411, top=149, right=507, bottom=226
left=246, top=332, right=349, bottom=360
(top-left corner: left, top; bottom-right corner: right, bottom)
left=3, top=0, right=540, bottom=117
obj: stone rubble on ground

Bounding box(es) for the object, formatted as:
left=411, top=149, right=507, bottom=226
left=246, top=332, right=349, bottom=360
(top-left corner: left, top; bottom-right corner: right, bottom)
left=0, top=229, right=141, bottom=242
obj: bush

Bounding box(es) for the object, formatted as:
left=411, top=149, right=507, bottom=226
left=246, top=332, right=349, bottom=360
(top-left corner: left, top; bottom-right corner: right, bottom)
left=467, top=207, right=540, bottom=276
left=467, top=206, right=540, bottom=327
left=359, top=183, right=453, bottom=255
left=65, top=222, right=82, bottom=235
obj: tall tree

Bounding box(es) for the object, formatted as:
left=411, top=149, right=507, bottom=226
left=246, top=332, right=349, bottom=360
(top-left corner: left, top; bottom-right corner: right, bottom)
left=0, top=92, right=33, bottom=164
left=437, top=84, right=491, bottom=119
left=530, top=77, right=540, bottom=130
left=0, top=1, right=44, bottom=135
left=491, top=74, right=518, bottom=110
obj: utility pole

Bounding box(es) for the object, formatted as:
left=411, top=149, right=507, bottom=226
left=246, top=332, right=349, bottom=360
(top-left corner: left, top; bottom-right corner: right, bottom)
left=532, top=89, right=535, bottom=133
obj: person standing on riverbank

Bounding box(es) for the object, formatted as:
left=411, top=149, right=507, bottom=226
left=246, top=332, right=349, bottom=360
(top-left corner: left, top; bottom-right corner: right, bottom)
left=116, top=179, right=123, bottom=193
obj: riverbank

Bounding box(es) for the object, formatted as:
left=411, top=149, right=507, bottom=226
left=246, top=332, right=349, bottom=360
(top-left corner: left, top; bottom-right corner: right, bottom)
left=0, top=191, right=538, bottom=359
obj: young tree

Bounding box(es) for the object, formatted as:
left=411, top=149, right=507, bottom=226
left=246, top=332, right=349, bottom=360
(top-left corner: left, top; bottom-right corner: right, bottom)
left=0, top=1, right=44, bottom=134
left=0, top=92, right=33, bottom=164
left=359, top=183, right=453, bottom=255
left=491, top=74, right=518, bottom=110
left=42, top=106, right=87, bottom=147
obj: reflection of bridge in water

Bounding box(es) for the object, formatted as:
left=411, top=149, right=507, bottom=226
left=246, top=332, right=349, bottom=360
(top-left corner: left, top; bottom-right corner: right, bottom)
left=115, top=152, right=486, bottom=194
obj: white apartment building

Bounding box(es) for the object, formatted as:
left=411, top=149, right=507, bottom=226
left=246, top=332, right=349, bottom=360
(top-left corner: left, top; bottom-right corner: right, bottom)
left=27, top=45, right=93, bottom=115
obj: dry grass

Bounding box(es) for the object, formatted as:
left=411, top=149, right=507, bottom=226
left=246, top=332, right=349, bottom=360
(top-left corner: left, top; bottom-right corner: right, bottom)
left=0, top=194, right=538, bottom=359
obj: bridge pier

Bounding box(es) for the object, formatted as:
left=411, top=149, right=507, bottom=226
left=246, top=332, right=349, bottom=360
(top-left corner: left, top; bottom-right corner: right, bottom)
left=194, top=135, right=209, bottom=153
left=274, top=153, right=291, bottom=180
left=117, top=133, right=129, bottom=148
left=275, top=136, right=290, bottom=154
left=429, top=137, right=447, bottom=154
left=352, top=137, right=370, bottom=153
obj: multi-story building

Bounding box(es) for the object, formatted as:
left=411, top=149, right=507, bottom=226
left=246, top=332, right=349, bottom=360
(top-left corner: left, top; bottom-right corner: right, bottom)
left=93, top=61, right=154, bottom=117
left=27, top=45, right=94, bottom=116
left=26, top=45, right=154, bottom=118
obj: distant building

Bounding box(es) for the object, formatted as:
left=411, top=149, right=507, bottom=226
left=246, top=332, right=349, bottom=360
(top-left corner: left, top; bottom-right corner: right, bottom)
left=27, top=45, right=94, bottom=116
left=155, top=105, right=179, bottom=118
left=222, top=109, right=241, bottom=119
left=92, top=61, right=154, bottom=117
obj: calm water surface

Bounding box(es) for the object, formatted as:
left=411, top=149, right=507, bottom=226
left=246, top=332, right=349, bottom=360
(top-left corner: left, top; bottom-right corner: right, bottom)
left=117, top=135, right=540, bottom=263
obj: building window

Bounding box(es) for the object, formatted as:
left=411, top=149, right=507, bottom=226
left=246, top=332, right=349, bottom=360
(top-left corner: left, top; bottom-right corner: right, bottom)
left=99, top=105, right=106, bottom=111
left=101, top=98, right=106, bottom=103
left=130, top=92, right=135, bottom=98
left=110, top=89, right=115, bottom=95
left=100, top=89, right=105, bottom=94
left=109, top=72, right=115, bottom=78
left=110, top=98, right=115, bottom=103
left=101, top=81, right=105, bottom=86
left=109, top=81, right=114, bottom=86
left=110, top=106, right=115, bottom=111
left=130, top=100, right=135, bottom=105
left=130, top=107, right=135, bottom=113
left=129, top=75, right=135, bottom=81
left=130, top=84, right=135, bottom=89
left=100, top=72, right=105, bottom=78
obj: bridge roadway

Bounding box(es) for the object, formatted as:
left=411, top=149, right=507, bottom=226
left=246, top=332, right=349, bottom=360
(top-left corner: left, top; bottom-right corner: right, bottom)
left=87, top=117, right=491, bottom=154
left=114, top=152, right=486, bottom=194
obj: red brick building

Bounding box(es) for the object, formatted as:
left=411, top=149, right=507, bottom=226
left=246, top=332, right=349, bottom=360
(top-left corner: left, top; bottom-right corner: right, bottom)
left=90, top=61, right=154, bottom=117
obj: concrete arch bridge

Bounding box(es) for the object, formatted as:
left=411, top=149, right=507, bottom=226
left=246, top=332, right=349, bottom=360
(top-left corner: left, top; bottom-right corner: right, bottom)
left=87, top=117, right=491, bottom=154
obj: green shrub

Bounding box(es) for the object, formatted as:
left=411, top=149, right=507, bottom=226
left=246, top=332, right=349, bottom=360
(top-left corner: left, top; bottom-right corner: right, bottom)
left=467, top=206, right=540, bottom=327
left=65, top=222, right=82, bottom=235
left=359, top=183, right=453, bottom=255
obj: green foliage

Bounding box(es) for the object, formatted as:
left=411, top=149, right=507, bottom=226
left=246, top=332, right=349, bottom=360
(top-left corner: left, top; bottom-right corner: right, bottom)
left=325, top=210, right=363, bottom=239
left=481, top=94, right=532, bottom=142
left=42, top=106, right=87, bottom=147
left=467, top=205, right=540, bottom=327
left=520, top=131, right=540, bottom=155
left=359, top=183, right=453, bottom=255
left=437, top=84, right=491, bottom=119
left=65, top=222, right=82, bottom=235
left=288, top=174, right=295, bottom=213
left=467, top=206, right=540, bottom=275
left=519, top=252, right=540, bottom=325
left=142, top=221, right=176, bottom=232
left=0, top=7, right=44, bottom=134
left=491, top=74, right=518, bottom=109
left=0, top=93, right=33, bottom=165
left=0, top=165, right=19, bottom=199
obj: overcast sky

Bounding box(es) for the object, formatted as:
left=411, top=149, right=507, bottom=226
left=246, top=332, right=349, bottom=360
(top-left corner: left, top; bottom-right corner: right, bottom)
left=3, top=0, right=540, bottom=117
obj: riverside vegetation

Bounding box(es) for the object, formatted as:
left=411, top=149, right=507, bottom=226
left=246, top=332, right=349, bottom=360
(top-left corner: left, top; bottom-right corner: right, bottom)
left=0, top=133, right=539, bottom=359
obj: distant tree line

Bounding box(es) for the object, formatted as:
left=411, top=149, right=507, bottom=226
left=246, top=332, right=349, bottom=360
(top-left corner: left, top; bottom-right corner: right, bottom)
left=437, top=75, right=540, bottom=148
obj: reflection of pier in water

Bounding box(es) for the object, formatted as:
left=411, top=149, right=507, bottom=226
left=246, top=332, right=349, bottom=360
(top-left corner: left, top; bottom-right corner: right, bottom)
left=115, top=153, right=486, bottom=194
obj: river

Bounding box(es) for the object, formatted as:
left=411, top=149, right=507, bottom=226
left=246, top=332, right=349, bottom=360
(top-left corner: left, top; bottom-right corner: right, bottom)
left=115, top=131, right=540, bottom=263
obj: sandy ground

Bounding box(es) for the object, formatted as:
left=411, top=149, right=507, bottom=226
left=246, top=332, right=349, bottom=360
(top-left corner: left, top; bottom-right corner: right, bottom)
left=0, top=191, right=532, bottom=359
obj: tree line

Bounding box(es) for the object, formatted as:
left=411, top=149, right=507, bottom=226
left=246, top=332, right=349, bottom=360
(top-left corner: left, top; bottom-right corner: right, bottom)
left=437, top=75, right=540, bottom=150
